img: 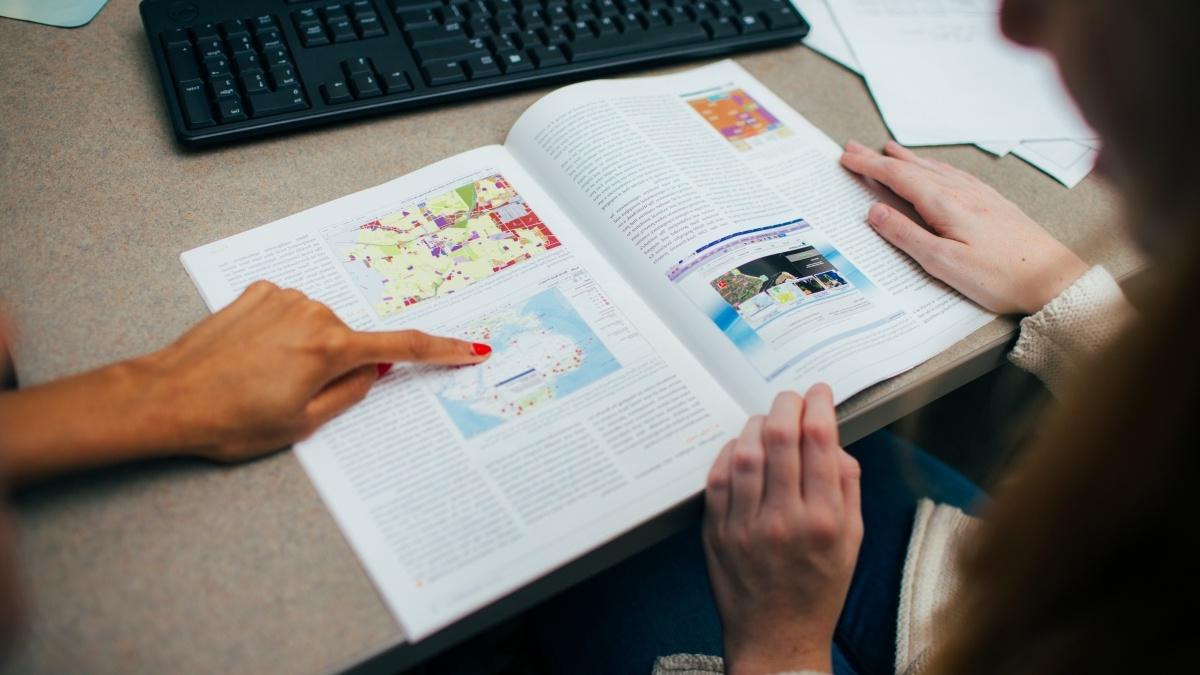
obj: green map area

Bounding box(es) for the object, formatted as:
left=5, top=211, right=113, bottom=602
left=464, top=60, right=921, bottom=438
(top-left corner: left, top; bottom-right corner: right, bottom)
left=325, top=174, right=561, bottom=317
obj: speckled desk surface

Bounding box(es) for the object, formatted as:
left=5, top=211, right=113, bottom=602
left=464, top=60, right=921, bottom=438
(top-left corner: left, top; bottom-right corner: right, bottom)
left=0, top=1, right=1143, bottom=673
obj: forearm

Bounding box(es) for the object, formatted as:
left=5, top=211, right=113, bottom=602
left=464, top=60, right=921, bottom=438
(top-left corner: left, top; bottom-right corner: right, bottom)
left=0, top=355, right=185, bottom=485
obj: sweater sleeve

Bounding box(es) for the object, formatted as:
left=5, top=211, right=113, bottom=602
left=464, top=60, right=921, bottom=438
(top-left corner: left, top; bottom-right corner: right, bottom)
left=1008, top=265, right=1134, bottom=396
left=651, top=653, right=829, bottom=675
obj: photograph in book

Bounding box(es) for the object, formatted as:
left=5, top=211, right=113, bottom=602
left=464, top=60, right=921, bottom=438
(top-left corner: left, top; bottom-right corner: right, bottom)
left=686, top=87, right=794, bottom=151
left=424, top=286, right=622, bottom=439
left=322, top=173, right=561, bottom=318
left=667, top=218, right=895, bottom=381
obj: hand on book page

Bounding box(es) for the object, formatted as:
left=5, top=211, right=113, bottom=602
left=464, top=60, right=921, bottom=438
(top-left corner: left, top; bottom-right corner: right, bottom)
left=703, top=386, right=862, bottom=675
left=840, top=140, right=1089, bottom=315
left=145, top=280, right=491, bottom=463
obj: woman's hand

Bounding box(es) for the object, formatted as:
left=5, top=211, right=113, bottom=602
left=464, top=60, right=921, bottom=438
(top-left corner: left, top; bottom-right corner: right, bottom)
left=840, top=140, right=1089, bottom=315
left=145, top=281, right=491, bottom=462
left=703, top=385, right=862, bottom=675
left=0, top=282, right=491, bottom=482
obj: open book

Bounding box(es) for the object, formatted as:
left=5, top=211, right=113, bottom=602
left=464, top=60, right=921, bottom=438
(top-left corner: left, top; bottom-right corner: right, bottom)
left=181, top=60, right=992, bottom=641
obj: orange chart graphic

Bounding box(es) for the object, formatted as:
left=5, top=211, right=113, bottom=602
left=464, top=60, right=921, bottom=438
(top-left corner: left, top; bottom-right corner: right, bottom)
left=688, top=88, right=792, bottom=151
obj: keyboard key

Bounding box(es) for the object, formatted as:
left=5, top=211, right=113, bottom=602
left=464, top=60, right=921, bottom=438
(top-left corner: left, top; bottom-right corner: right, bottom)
left=468, top=16, right=494, bottom=38
left=203, top=55, right=232, bottom=78
left=162, top=28, right=190, bottom=48
left=271, top=66, right=299, bottom=88
left=247, top=86, right=309, bottom=117
left=569, top=20, right=707, bottom=60
left=702, top=16, right=738, bottom=39
left=494, top=49, right=534, bottom=73
left=396, top=8, right=439, bottom=28
left=241, top=72, right=270, bottom=94
left=250, top=15, right=277, bottom=33
left=761, top=6, right=802, bottom=28
left=195, top=37, right=224, bottom=55
left=322, top=79, right=354, bottom=103
left=464, top=53, right=503, bottom=78
left=298, top=22, right=330, bottom=46
left=349, top=72, right=383, bottom=97
left=342, top=56, right=374, bottom=77
left=256, top=28, right=285, bottom=50
left=209, top=75, right=239, bottom=99
left=354, top=13, right=387, bottom=38
left=407, top=23, right=467, bottom=44
left=329, top=18, right=358, bottom=42
left=227, top=34, right=255, bottom=54
left=191, top=22, right=220, bottom=43
left=220, top=19, right=248, bottom=39
left=166, top=44, right=200, bottom=82
left=217, top=96, right=248, bottom=122
left=415, top=38, right=489, bottom=64
left=233, top=51, right=262, bottom=74
left=736, top=14, right=765, bottom=33
left=379, top=69, right=413, bottom=93
left=177, top=80, right=214, bottom=128
left=263, top=47, right=292, bottom=68
left=528, top=44, right=568, bottom=67
left=422, top=60, right=468, bottom=86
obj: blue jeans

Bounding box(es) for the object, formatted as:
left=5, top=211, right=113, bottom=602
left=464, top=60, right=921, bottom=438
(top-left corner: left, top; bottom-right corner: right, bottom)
left=533, top=431, right=987, bottom=675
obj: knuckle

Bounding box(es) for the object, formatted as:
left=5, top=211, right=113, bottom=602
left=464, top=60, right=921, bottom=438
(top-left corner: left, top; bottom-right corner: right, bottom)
left=402, top=330, right=434, bottom=359
left=279, top=287, right=307, bottom=304
left=316, top=328, right=351, bottom=357
left=706, top=468, right=729, bottom=492
left=245, top=280, right=278, bottom=296
left=803, top=416, right=837, bottom=447
left=762, top=421, right=797, bottom=450
left=732, top=445, right=761, bottom=473
left=763, top=517, right=793, bottom=548
left=806, top=510, right=840, bottom=545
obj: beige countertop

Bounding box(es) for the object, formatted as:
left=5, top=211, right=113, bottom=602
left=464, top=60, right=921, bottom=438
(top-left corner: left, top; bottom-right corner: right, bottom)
left=0, top=1, right=1142, bottom=673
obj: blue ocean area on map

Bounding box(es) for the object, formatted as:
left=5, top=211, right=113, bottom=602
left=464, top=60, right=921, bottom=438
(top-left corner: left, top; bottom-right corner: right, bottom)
left=433, top=287, right=621, bottom=439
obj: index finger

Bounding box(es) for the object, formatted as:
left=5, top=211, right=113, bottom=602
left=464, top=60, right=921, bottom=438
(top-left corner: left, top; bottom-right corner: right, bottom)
left=347, top=329, right=491, bottom=368
left=800, top=383, right=842, bottom=507
left=840, top=150, right=944, bottom=211
left=761, top=391, right=804, bottom=511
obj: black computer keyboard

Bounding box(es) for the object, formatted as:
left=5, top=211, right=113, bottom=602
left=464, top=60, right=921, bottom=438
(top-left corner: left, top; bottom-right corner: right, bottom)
left=140, top=0, right=809, bottom=147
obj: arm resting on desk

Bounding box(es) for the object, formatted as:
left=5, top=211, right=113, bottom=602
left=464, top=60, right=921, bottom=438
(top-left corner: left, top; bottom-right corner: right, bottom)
left=0, top=281, right=490, bottom=485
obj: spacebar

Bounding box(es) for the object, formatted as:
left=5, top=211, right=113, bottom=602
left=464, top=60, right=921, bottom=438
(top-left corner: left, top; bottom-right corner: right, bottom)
left=569, top=25, right=709, bottom=61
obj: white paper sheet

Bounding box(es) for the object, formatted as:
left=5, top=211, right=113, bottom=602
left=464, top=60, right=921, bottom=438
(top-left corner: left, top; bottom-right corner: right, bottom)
left=795, top=0, right=1098, bottom=187
left=793, top=0, right=860, bottom=72
left=1012, top=139, right=1100, bottom=189
left=825, top=0, right=1093, bottom=145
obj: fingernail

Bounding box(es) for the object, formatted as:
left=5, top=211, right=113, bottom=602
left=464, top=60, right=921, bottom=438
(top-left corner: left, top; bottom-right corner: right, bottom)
left=376, top=363, right=393, bottom=378
left=868, top=203, right=889, bottom=227
left=846, top=139, right=866, bottom=153
left=471, top=342, right=492, bottom=356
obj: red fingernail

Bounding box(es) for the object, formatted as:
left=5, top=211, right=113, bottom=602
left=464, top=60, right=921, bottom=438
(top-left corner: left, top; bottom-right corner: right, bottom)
left=376, top=363, right=393, bottom=377
left=471, top=342, right=492, bottom=356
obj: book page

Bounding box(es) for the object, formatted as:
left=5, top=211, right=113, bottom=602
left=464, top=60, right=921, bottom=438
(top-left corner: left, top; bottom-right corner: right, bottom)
left=506, top=60, right=993, bottom=412
left=180, top=145, right=744, bottom=640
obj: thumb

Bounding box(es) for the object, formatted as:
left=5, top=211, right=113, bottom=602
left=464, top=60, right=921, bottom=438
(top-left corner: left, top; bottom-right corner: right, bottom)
left=346, top=329, right=491, bottom=368
left=303, top=364, right=377, bottom=431
left=867, top=203, right=957, bottom=278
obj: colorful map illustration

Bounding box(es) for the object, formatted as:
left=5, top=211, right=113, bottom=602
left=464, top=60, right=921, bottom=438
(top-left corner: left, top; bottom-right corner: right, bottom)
left=325, top=174, right=560, bottom=317
left=710, top=246, right=854, bottom=329
left=427, top=288, right=621, bottom=439
left=687, top=88, right=793, bottom=151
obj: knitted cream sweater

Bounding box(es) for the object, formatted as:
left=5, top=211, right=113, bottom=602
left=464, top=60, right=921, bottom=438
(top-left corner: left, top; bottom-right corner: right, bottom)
left=654, top=266, right=1134, bottom=675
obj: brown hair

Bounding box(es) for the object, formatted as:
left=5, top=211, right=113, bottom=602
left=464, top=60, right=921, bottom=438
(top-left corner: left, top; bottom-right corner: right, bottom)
left=928, top=240, right=1199, bottom=672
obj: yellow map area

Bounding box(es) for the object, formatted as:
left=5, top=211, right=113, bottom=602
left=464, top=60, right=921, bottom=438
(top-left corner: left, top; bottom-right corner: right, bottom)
left=328, top=174, right=560, bottom=317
